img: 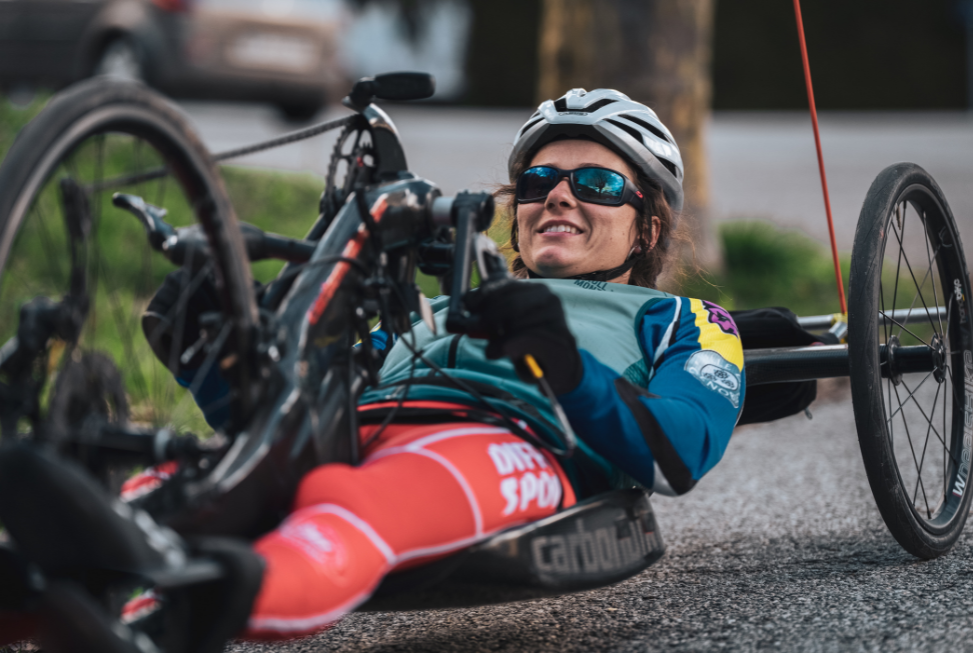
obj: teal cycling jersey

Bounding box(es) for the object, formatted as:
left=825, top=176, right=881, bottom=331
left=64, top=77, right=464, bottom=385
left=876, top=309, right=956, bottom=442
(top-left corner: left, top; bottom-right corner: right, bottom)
left=360, top=278, right=745, bottom=498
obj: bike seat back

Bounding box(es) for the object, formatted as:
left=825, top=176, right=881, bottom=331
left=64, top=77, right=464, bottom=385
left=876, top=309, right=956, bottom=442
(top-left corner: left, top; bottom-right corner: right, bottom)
left=360, top=488, right=663, bottom=611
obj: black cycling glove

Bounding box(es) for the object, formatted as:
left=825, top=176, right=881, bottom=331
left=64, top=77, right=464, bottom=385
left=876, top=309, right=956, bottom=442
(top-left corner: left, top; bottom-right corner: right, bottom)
left=142, top=268, right=222, bottom=372
left=465, top=280, right=584, bottom=395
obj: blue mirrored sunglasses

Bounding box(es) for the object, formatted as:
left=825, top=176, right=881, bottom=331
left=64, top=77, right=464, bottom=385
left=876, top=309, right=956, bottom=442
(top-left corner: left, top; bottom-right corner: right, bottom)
left=516, top=165, right=644, bottom=211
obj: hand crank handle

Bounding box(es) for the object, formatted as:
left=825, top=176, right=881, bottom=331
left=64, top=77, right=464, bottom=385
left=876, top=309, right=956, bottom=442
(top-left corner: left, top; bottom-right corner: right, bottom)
left=113, top=193, right=315, bottom=265
left=443, top=191, right=495, bottom=334
left=112, top=193, right=176, bottom=251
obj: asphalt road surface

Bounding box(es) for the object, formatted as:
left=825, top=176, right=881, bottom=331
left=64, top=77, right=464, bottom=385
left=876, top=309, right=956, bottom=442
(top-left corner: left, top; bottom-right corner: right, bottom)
left=227, top=386, right=973, bottom=653
left=182, top=103, right=973, bottom=261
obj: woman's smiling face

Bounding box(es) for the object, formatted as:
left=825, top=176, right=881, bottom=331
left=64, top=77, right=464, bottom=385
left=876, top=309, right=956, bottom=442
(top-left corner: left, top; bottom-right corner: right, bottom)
left=516, top=139, right=641, bottom=282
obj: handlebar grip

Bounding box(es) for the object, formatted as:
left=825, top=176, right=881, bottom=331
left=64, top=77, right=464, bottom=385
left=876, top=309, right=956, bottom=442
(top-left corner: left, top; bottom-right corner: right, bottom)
left=239, top=223, right=315, bottom=263
left=430, top=196, right=454, bottom=228
left=112, top=193, right=176, bottom=251
left=443, top=191, right=495, bottom=335
left=446, top=201, right=476, bottom=333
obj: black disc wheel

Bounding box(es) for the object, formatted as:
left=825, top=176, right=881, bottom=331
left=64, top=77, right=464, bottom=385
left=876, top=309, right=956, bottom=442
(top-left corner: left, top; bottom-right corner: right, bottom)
left=849, top=162, right=973, bottom=559
left=0, top=78, right=257, bottom=443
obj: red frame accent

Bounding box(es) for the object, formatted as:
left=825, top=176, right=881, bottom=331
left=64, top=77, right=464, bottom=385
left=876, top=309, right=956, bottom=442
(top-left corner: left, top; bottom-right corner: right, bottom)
left=793, top=0, right=847, bottom=315
left=307, top=196, right=389, bottom=326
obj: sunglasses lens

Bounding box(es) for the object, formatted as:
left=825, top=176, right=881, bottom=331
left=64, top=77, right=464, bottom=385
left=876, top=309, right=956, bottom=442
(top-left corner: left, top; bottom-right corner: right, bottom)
left=573, top=168, right=625, bottom=204
left=518, top=167, right=560, bottom=201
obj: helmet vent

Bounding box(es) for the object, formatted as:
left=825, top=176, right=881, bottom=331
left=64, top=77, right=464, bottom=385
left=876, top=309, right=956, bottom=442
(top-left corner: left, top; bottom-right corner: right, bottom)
left=520, top=117, right=543, bottom=135
left=606, top=118, right=647, bottom=145
left=553, top=98, right=568, bottom=112
left=583, top=98, right=616, bottom=113
left=607, top=119, right=679, bottom=179
left=618, top=114, right=674, bottom=144
left=655, top=156, right=678, bottom=178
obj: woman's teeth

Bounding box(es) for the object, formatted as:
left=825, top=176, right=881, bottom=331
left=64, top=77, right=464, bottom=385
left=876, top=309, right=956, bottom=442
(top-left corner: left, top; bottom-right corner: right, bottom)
left=541, top=224, right=580, bottom=234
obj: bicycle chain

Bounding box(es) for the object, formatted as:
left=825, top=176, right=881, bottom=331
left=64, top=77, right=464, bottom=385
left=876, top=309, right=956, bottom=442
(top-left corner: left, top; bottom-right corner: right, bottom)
left=320, top=120, right=376, bottom=220
left=213, top=114, right=356, bottom=163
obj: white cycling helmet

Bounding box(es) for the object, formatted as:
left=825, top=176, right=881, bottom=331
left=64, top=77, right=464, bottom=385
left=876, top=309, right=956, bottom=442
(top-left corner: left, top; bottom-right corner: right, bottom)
left=509, top=88, right=684, bottom=213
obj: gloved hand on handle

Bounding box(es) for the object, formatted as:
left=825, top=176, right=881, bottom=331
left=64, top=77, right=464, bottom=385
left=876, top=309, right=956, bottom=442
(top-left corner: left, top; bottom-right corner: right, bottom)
left=465, top=279, right=583, bottom=396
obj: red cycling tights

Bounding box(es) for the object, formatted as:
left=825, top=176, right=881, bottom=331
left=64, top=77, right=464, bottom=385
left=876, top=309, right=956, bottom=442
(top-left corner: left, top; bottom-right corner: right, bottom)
left=0, top=405, right=574, bottom=646
left=245, top=410, right=575, bottom=639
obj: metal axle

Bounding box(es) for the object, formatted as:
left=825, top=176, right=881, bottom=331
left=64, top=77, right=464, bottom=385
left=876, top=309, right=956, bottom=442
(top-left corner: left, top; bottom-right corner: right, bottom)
left=744, top=343, right=938, bottom=386
left=797, top=306, right=947, bottom=331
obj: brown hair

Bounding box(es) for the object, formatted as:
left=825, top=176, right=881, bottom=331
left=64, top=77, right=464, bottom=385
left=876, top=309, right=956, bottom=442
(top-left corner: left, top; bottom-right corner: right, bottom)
left=496, top=152, right=677, bottom=288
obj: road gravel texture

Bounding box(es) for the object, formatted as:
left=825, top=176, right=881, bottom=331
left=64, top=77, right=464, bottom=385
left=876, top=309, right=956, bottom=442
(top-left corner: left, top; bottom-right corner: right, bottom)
left=230, top=386, right=973, bottom=652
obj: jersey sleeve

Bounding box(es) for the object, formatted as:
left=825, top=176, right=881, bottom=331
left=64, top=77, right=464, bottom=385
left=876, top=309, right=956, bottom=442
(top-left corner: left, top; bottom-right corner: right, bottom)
left=557, top=297, right=744, bottom=495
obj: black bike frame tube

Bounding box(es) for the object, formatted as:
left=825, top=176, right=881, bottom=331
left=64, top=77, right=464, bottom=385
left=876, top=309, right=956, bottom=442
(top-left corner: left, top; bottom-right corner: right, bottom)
left=170, top=178, right=440, bottom=537
left=744, top=344, right=935, bottom=386
left=798, top=307, right=948, bottom=331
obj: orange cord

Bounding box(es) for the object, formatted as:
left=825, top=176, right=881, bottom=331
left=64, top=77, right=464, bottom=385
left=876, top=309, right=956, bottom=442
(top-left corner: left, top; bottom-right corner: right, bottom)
left=793, top=0, right=847, bottom=315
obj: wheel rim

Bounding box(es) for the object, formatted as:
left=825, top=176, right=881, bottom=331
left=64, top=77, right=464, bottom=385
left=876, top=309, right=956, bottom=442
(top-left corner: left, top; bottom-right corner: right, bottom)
left=0, top=107, right=244, bottom=439
left=877, top=184, right=972, bottom=534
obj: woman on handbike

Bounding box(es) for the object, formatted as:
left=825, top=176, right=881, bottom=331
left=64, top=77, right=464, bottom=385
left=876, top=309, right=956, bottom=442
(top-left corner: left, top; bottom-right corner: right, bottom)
left=1, top=88, right=743, bottom=649
left=205, top=87, right=744, bottom=639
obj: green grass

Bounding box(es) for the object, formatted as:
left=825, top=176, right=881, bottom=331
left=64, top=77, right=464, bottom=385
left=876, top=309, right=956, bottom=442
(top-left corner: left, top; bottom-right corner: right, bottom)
left=0, top=94, right=48, bottom=161
left=680, top=220, right=850, bottom=318
left=221, top=165, right=324, bottom=283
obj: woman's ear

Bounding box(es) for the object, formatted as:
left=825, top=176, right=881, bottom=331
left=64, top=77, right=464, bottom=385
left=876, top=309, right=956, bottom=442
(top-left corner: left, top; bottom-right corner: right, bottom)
left=646, top=216, right=662, bottom=251
left=511, top=205, right=521, bottom=252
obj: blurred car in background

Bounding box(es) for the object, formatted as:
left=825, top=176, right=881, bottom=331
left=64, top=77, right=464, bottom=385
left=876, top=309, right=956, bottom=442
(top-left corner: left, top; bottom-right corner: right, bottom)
left=0, top=0, right=348, bottom=120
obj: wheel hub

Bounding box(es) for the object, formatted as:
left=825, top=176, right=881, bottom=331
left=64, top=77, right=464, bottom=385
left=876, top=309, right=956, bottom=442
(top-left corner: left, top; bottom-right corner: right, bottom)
left=886, top=335, right=903, bottom=386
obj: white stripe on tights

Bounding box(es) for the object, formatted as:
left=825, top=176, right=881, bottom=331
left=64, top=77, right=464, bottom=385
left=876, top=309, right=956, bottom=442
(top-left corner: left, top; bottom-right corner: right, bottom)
left=412, top=448, right=484, bottom=536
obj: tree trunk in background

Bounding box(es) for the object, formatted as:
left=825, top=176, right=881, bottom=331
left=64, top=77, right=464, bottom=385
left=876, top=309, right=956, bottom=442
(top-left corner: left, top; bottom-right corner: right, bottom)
left=537, top=0, right=722, bottom=275
left=464, top=0, right=542, bottom=106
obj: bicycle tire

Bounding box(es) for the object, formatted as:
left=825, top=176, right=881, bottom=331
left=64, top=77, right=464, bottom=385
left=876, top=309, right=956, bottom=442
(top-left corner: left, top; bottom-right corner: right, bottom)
left=0, top=78, right=257, bottom=436
left=849, top=162, right=973, bottom=559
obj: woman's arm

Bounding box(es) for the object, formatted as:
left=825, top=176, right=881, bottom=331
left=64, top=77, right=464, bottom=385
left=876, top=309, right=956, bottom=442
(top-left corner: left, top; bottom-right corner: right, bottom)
left=557, top=297, right=744, bottom=495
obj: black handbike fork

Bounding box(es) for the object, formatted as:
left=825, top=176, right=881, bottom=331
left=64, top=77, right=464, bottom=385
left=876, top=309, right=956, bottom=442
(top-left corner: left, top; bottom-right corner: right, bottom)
left=0, top=178, right=91, bottom=439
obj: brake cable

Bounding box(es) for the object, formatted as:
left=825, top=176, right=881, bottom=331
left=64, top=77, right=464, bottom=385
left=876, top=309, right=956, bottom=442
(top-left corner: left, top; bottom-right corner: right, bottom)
left=393, top=335, right=575, bottom=458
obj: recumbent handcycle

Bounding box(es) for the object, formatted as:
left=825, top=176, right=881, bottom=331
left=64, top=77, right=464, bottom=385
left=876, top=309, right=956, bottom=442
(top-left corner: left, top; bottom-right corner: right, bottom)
left=0, top=72, right=968, bottom=650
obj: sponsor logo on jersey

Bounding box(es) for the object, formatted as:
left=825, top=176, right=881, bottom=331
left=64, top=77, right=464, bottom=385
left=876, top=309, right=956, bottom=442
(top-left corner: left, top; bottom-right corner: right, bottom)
left=684, top=349, right=741, bottom=408
left=702, top=300, right=739, bottom=337
left=573, top=280, right=610, bottom=292
left=530, top=518, right=652, bottom=575
left=689, top=298, right=744, bottom=370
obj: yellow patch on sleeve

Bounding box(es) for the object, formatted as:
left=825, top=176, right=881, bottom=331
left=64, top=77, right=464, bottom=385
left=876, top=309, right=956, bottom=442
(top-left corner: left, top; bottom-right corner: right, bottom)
left=689, top=298, right=744, bottom=370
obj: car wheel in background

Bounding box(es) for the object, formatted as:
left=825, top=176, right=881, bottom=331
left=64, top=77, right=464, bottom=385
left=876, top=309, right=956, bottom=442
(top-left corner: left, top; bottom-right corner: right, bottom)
left=276, top=102, right=322, bottom=123
left=95, top=37, right=144, bottom=82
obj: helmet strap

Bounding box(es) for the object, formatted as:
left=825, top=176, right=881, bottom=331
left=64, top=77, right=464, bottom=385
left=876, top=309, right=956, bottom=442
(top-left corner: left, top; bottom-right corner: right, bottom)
left=526, top=255, right=638, bottom=283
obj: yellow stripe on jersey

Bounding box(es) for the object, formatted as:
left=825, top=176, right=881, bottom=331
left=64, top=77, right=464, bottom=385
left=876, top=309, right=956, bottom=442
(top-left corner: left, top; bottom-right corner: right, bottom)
left=689, top=298, right=744, bottom=370
left=355, top=321, right=385, bottom=347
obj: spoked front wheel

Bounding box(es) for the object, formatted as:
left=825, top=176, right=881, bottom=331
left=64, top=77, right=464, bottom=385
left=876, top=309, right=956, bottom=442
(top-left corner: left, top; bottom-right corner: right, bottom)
left=849, top=162, right=973, bottom=559
left=0, top=78, right=257, bottom=447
